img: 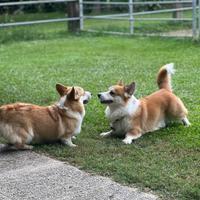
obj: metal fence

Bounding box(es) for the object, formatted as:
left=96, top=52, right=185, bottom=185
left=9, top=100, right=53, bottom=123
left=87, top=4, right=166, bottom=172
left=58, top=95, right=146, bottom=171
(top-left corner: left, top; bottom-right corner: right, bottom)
left=82, top=0, right=200, bottom=38
left=0, top=0, right=200, bottom=38
left=0, top=0, right=79, bottom=27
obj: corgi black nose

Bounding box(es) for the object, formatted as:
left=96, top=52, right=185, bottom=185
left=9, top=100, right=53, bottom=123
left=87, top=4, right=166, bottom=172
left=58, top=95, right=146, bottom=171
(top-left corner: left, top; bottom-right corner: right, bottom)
left=97, top=93, right=101, bottom=98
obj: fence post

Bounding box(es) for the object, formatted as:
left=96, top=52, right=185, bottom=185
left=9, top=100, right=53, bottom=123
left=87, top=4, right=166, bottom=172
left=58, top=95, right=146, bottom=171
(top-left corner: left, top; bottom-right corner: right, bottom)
left=198, top=0, right=200, bottom=38
left=129, top=0, right=134, bottom=34
left=67, top=0, right=80, bottom=32
left=192, top=0, right=197, bottom=38
left=79, top=0, right=83, bottom=30
left=172, top=0, right=182, bottom=19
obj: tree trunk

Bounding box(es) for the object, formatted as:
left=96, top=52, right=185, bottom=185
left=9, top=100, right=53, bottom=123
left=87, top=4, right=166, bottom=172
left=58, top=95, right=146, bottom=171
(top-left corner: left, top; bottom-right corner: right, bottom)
left=172, top=0, right=182, bottom=18
left=67, top=1, right=80, bottom=33
left=92, top=0, right=101, bottom=14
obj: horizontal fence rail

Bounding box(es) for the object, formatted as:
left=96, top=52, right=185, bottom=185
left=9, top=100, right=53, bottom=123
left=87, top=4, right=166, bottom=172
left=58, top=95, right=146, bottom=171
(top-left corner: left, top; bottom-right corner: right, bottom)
left=83, top=1, right=193, bottom=5
left=0, top=17, right=79, bottom=28
left=0, top=0, right=76, bottom=7
left=84, top=7, right=194, bottom=18
left=0, top=0, right=80, bottom=29
left=84, top=15, right=192, bottom=21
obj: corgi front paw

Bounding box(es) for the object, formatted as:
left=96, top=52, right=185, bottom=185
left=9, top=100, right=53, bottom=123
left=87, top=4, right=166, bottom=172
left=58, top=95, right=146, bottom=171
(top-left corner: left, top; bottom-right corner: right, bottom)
left=72, top=136, right=77, bottom=140
left=122, top=138, right=133, bottom=144
left=68, top=143, right=77, bottom=147
left=123, top=133, right=142, bottom=144
left=100, top=131, right=112, bottom=137
left=61, top=138, right=77, bottom=147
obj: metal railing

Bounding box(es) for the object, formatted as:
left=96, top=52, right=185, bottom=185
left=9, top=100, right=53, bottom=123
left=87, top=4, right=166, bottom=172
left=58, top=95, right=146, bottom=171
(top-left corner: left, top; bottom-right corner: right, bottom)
left=82, top=1, right=193, bottom=5
left=0, top=0, right=74, bottom=6
left=0, top=0, right=77, bottom=27
left=82, top=0, right=200, bottom=38
left=0, top=0, right=200, bottom=38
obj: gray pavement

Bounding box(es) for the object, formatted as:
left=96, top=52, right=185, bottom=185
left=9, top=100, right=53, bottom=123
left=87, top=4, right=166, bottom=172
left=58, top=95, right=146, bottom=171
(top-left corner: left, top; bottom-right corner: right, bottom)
left=0, top=145, right=158, bottom=200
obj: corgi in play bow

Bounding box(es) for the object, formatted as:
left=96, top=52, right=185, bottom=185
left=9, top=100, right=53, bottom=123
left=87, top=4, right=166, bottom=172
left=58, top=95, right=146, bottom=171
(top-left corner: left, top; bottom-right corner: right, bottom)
left=0, top=84, right=91, bottom=150
left=97, top=63, right=190, bottom=144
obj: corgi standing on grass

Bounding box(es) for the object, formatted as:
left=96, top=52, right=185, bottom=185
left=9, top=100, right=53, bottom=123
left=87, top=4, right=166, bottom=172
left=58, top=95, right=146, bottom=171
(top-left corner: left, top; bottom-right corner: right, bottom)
left=0, top=84, right=91, bottom=150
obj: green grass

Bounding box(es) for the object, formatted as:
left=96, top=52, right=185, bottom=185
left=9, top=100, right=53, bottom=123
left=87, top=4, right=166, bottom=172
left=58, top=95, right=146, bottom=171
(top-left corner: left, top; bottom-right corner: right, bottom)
left=0, top=12, right=71, bottom=44
left=0, top=19, right=200, bottom=200
left=0, top=29, right=200, bottom=200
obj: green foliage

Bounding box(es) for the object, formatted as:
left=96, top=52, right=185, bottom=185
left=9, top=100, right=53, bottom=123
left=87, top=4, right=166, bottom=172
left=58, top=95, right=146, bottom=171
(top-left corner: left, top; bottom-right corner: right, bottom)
left=0, top=34, right=199, bottom=200
left=0, top=0, right=66, bottom=14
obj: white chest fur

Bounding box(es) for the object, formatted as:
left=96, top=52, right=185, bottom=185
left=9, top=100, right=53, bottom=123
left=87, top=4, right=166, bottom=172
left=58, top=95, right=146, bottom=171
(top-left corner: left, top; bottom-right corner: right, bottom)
left=105, top=96, right=140, bottom=135
left=105, top=96, right=140, bottom=123
left=64, top=108, right=85, bottom=135
left=74, top=112, right=84, bottom=135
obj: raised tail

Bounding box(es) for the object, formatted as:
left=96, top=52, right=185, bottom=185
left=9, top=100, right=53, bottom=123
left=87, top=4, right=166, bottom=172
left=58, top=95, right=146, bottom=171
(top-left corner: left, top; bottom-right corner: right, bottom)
left=157, top=63, right=175, bottom=92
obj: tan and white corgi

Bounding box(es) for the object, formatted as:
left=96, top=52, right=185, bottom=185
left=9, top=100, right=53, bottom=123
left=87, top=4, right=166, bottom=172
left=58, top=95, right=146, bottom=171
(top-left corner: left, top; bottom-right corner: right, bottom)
left=98, top=63, right=190, bottom=144
left=0, top=84, right=91, bottom=150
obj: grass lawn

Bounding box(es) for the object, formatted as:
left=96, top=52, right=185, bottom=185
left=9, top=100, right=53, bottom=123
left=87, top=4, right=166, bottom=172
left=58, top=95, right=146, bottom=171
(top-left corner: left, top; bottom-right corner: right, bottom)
left=0, top=28, right=200, bottom=200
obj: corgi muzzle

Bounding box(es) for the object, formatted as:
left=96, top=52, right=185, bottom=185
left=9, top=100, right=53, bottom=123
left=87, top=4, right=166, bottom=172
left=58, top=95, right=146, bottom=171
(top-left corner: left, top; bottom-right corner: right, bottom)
left=97, top=93, right=113, bottom=104
left=82, top=91, right=92, bottom=104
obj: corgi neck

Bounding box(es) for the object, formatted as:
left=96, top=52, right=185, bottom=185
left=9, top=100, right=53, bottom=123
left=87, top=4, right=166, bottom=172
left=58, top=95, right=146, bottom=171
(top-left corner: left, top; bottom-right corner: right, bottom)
left=57, top=105, right=85, bottom=118
left=56, top=95, right=85, bottom=117
left=55, top=104, right=85, bottom=136
left=106, top=96, right=140, bottom=123
left=57, top=95, right=66, bottom=108
left=125, top=96, right=140, bottom=116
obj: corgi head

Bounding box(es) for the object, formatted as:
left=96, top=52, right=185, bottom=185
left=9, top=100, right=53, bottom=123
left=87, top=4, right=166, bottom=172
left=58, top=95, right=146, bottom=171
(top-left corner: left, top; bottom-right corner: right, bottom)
left=98, top=81, right=136, bottom=106
left=56, top=83, right=91, bottom=111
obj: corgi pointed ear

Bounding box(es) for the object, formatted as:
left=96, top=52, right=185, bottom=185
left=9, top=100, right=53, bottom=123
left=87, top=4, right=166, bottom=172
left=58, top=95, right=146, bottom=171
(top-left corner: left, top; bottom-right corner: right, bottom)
left=117, top=80, right=124, bottom=86
left=67, top=87, right=79, bottom=101
left=56, top=83, right=68, bottom=96
left=124, top=82, right=136, bottom=97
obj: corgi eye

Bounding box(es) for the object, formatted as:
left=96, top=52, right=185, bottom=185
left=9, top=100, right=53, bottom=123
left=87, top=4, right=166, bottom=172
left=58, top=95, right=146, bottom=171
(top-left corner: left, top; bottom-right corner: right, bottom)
left=110, top=91, right=115, bottom=96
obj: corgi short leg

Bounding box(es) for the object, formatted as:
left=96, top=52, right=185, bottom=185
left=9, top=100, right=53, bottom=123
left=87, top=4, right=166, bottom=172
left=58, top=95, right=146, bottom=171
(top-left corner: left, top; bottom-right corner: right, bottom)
left=72, top=136, right=76, bottom=140
left=14, top=143, right=33, bottom=150
left=61, top=137, right=77, bottom=147
left=100, top=130, right=113, bottom=137
left=122, top=133, right=142, bottom=144
left=3, top=130, right=33, bottom=150
left=182, top=117, right=191, bottom=127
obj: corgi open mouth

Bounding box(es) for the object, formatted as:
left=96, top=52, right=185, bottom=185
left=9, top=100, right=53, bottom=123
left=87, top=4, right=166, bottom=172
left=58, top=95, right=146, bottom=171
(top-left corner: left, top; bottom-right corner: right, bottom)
left=83, top=99, right=89, bottom=104
left=100, top=100, right=113, bottom=104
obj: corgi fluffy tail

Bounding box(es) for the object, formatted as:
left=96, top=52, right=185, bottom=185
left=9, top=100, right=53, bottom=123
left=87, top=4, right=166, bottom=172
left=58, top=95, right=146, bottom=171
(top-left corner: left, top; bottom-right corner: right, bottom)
left=157, top=63, right=175, bottom=92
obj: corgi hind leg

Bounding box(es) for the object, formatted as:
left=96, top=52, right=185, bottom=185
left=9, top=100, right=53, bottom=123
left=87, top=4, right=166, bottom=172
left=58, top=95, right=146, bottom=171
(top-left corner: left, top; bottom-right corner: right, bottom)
left=13, top=143, right=33, bottom=150
left=1, top=127, right=34, bottom=150
left=181, top=117, right=191, bottom=127
left=169, top=97, right=190, bottom=127
left=0, top=143, right=33, bottom=151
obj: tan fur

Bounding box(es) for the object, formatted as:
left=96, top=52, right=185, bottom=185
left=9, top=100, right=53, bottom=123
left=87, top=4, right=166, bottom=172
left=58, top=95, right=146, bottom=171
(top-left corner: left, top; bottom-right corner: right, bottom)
left=129, top=89, right=188, bottom=136
left=0, top=84, right=91, bottom=150
left=99, top=64, right=190, bottom=144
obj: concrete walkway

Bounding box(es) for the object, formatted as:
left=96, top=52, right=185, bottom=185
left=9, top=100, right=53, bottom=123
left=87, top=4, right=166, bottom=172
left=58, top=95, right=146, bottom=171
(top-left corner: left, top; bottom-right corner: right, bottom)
left=142, top=29, right=192, bottom=38
left=161, top=29, right=192, bottom=37
left=0, top=145, right=158, bottom=200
